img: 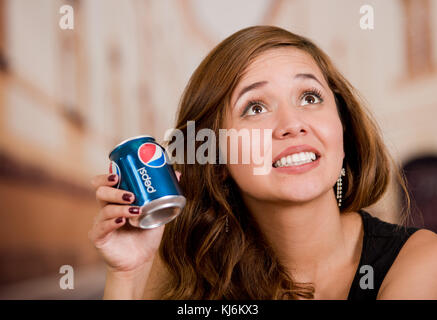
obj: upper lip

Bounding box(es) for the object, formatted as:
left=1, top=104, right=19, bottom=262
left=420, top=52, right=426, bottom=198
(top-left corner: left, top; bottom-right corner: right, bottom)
left=272, top=144, right=321, bottom=165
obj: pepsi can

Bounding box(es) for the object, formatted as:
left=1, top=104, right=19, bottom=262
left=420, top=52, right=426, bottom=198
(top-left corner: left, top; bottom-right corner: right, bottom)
left=108, top=135, right=186, bottom=229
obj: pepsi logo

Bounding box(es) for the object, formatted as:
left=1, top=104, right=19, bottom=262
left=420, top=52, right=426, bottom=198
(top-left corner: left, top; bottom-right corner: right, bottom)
left=109, top=161, right=121, bottom=188
left=138, top=142, right=166, bottom=168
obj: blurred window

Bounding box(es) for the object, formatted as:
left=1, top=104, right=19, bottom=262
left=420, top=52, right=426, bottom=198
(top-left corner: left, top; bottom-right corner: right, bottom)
left=402, top=0, right=434, bottom=77
left=402, top=155, right=437, bottom=233
left=58, top=0, right=84, bottom=129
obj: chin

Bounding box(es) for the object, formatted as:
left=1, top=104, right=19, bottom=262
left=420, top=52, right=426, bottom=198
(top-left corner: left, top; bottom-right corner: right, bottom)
left=281, top=194, right=320, bottom=204
left=274, top=186, right=324, bottom=203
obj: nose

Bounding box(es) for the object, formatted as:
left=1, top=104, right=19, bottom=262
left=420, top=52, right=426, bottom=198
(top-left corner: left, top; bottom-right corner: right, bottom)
left=272, top=106, right=308, bottom=139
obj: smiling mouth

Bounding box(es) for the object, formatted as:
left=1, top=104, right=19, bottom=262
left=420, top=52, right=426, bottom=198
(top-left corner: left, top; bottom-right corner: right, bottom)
left=272, top=151, right=321, bottom=168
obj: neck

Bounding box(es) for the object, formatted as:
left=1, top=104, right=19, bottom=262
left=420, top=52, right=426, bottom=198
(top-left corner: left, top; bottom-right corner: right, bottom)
left=243, top=190, right=351, bottom=283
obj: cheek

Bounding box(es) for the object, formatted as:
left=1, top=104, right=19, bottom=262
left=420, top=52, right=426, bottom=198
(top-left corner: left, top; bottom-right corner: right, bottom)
left=227, top=162, right=271, bottom=201
left=319, top=116, right=345, bottom=190
left=223, top=130, right=273, bottom=193
left=227, top=164, right=253, bottom=190
left=318, top=113, right=344, bottom=158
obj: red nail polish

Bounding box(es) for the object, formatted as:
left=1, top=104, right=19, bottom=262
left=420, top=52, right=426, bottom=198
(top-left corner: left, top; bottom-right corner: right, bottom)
left=122, top=193, right=132, bottom=201
left=115, top=217, right=123, bottom=224
left=108, top=174, right=117, bottom=182
left=129, top=207, right=140, bottom=214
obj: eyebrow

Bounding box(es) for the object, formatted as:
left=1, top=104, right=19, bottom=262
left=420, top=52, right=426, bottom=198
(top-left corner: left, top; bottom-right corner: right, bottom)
left=234, top=73, right=325, bottom=106
left=294, top=73, right=325, bottom=89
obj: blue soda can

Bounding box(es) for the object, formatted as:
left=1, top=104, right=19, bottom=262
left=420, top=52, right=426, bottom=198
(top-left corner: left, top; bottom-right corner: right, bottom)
left=108, top=135, right=186, bottom=229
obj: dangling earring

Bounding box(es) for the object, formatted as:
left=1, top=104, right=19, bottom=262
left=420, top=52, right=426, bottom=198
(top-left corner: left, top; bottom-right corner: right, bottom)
left=336, top=168, right=346, bottom=207
left=225, top=214, right=229, bottom=233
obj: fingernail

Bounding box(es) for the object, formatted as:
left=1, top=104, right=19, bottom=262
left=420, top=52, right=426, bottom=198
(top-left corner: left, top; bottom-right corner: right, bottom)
left=115, top=217, right=123, bottom=224
left=129, top=207, right=140, bottom=214
left=122, top=193, right=133, bottom=202
left=108, top=174, right=117, bottom=182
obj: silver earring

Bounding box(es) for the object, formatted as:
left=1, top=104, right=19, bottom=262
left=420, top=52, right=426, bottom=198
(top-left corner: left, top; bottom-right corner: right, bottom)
left=336, top=168, right=346, bottom=207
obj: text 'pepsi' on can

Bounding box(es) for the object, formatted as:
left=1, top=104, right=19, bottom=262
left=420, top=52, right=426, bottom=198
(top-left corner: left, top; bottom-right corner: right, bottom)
left=109, top=135, right=186, bottom=229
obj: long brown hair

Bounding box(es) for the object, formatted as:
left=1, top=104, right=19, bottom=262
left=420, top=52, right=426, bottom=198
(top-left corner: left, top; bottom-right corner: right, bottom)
left=159, top=25, right=411, bottom=299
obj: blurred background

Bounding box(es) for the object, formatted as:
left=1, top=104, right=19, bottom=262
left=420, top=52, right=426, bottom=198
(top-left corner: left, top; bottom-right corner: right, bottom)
left=0, top=0, right=436, bottom=299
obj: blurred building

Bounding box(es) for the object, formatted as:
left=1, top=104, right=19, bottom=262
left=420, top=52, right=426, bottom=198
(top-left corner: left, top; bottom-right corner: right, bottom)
left=0, top=0, right=436, bottom=298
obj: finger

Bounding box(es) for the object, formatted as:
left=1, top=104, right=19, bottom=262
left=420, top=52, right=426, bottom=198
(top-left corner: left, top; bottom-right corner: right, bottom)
left=175, top=170, right=181, bottom=182
left=89, top=217, right=126, bottom=247
left=99, top=204, right=141, bottom=222
left=95, top=186, right=135, bottom=205
left=90, top=173, right=119, bottom=189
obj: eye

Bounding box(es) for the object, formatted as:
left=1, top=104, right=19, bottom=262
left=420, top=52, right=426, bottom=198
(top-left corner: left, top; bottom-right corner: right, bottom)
left=241, top=100, right=268, bottom=117
left=300, top=89, right=324, bottom=106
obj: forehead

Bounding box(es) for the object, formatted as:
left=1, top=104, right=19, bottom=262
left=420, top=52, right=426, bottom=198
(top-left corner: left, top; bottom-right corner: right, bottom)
left=237, top=47, right=323, bottom=84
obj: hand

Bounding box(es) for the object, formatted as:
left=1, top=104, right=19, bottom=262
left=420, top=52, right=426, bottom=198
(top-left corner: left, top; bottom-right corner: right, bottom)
left=88, top=171, right=181, bottom=274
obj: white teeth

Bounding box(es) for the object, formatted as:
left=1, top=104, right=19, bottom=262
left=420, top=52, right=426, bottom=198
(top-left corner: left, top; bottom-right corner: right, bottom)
left=286, top=155, right=292, bottom=164
left=274, top=151, right=318, bottom=168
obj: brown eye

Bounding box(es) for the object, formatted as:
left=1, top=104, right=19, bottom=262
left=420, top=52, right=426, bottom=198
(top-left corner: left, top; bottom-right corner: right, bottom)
left=301, top=93, right=322, bottom=106
left=305, top=95, right=316, bottom=104
left=242, top=101, right=267, bottom=116
left=252, top=105, right=263, bottom=113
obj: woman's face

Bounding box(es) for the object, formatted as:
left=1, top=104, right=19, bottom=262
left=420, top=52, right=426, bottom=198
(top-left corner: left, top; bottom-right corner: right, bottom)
left=223, top=47, right=344, bottom=205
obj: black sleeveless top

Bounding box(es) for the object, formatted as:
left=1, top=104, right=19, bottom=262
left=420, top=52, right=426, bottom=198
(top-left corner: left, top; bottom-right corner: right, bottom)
left=347, top=209, right=420, bottom=300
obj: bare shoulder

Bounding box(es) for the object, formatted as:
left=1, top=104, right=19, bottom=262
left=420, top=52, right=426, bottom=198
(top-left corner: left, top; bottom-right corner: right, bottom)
left=377, top=229, right=437, bottom=299
left=143, top=252, right=170, bottom=299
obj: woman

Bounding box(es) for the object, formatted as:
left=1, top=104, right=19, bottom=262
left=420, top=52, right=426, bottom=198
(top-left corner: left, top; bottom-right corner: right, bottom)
left=89, top=26, right=437, bottom=300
